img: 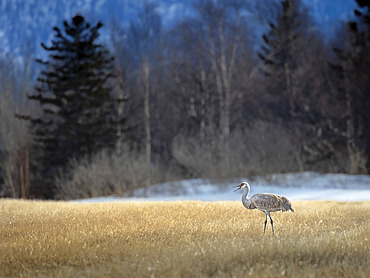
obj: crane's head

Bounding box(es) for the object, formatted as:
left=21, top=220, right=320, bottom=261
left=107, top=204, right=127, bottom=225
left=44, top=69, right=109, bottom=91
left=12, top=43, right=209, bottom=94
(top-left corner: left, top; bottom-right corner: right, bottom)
left=234, top=182, right=250, bottom=192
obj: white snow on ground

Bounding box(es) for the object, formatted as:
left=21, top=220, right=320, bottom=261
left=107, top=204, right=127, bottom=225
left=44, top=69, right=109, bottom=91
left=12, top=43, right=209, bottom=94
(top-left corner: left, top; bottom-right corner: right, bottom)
left=75, top=172, right=370, bottom=203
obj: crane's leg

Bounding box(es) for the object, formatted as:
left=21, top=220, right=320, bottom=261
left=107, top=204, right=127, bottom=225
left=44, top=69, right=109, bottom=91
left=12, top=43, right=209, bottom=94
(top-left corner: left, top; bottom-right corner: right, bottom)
left=263, top=212, right=268, bottom=235
left=268, top=213, right=274, bottom=235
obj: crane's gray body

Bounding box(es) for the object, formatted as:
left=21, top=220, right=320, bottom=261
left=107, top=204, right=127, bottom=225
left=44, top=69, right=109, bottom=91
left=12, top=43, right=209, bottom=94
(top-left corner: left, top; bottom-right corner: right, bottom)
left=242, top=192, right=294, bottom=213
left=236, top=182, right=294, bottom=235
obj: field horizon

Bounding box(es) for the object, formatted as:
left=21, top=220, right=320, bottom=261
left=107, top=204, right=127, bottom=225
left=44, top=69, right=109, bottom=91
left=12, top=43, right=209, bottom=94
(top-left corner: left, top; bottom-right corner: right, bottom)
left=1, top=199, right=369, bottom=277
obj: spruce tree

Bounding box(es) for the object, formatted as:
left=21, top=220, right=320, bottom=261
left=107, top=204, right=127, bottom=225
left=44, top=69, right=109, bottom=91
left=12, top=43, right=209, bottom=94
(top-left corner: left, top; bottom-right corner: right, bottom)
left=348, top=0, right=370, bottom=172
left=258, top=0, right=333, bottom=169
left=331, top=0, right=370, bottom=173
left=258, top=0, right=306, bottom=121
left=26, top=15, right=124, bottom=198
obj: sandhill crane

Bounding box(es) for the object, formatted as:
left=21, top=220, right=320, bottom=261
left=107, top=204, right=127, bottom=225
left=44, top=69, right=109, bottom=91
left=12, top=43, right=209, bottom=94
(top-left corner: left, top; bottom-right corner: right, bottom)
left=234, top=182, right=294, bottom=235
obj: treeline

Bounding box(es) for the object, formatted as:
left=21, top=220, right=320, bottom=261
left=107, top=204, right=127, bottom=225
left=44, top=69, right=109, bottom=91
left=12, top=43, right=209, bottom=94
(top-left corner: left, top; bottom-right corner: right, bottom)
left=0, top=0, right=369, bottom=199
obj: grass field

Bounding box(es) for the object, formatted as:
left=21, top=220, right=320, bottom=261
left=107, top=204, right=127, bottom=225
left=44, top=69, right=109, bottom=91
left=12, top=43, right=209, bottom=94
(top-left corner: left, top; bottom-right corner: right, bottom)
left=1, top=199, right=369, bottom=277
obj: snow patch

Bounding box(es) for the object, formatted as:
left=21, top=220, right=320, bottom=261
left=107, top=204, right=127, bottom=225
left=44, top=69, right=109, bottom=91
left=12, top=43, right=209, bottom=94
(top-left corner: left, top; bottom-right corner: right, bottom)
left=74, top=172, right=370, bottom=203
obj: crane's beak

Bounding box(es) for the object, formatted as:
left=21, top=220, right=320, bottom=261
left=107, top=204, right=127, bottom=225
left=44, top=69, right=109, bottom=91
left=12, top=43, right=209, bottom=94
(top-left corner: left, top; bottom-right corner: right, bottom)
left=234, top=185, right=242, bottom=192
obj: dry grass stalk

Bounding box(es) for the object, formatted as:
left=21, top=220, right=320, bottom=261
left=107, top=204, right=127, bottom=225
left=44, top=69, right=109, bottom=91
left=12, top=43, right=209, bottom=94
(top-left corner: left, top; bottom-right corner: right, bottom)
left=0, top=199, right=369, bottom=277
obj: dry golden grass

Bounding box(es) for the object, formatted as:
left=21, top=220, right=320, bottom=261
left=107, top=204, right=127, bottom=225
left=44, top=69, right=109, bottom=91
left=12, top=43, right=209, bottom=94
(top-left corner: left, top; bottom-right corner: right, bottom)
left=0, top=199, right=369, bottom=278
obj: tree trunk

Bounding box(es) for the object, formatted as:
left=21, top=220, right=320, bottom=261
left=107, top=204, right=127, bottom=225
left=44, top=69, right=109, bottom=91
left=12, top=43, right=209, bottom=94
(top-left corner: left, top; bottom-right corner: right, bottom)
left=199, top=68, right=207, bottom=144
left=25, top=135, right=31, bottom=199
left=6, top=166, right=16, bottom=198
left=208, top=25, right=229, bottom=168
left=20, top=165, right=25, bottom=199
left=115, top=66, right=126, bottom=156
left=284, top=61, right=296, bottom=117
left=143, top=61, right=151, bottom=187
left=345, top=88, right=367, bottom=174
left=220, top=45, right=232, bottom=170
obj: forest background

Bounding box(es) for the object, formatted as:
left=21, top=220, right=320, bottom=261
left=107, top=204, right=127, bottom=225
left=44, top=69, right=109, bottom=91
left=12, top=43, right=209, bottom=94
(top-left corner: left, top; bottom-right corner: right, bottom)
left=0, top=0, right=369, bottom=200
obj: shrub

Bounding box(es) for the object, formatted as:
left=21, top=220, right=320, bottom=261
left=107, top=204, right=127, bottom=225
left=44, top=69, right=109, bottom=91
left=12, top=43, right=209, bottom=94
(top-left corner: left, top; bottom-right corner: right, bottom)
left=172, top=121, right=301, bottom=178
left=55, top=146, right=153, bottom=200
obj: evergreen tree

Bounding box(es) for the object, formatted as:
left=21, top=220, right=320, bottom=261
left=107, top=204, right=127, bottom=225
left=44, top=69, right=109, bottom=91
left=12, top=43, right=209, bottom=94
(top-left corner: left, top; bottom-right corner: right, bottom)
left=257, top=0, right=334, bottom=170
left=258, top=0, right=307, bottom=121
left=25, top=15, right=125, bottom=198
left=331, top=0, right=370, bottom=173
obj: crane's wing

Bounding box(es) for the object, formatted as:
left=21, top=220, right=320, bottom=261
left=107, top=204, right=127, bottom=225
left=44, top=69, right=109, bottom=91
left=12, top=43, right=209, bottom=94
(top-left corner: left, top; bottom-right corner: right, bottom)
left=251, top=193, right=291, bottom=211
left=243, top=201, right=257, bottom=209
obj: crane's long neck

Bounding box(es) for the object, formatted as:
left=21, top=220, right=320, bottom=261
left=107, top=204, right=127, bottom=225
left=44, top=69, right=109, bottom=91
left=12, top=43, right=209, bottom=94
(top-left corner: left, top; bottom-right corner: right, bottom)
left=241, top=187, right=251, bottom=209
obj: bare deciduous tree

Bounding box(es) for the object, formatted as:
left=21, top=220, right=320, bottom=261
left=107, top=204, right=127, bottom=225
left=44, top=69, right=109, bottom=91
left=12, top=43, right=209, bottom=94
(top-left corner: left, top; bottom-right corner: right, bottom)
left=0, top=54, right=34, bottom=198
left=128, top=2, right=161, bottom=188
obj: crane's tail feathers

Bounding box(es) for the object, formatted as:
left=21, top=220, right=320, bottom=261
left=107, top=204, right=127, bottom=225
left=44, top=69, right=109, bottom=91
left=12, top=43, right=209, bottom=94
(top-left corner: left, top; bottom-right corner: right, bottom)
left=290, top=207, right=294, bottom=212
